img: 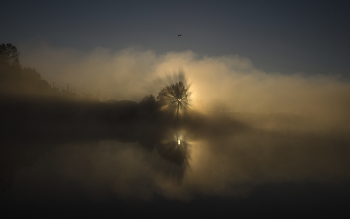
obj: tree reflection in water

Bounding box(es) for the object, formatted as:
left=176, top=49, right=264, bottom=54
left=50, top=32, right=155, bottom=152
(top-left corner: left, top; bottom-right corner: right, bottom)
left=156, top=131, right=189, bottom=166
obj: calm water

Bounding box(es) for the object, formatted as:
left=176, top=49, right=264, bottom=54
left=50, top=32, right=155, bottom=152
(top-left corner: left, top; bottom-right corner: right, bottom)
left=1, top=123, right=350, bottom=216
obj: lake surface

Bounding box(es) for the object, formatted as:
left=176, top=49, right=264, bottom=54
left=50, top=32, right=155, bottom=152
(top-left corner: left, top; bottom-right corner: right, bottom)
left=1, top=97, right=350, bottom=217
left=2, top=131, right=350, bottom=216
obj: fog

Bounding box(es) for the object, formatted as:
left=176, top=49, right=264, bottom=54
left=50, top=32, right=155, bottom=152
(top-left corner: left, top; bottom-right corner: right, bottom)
left=2, top=43, right=350, bottom=202
left=7, top=130, right=350, bottom=201
left=20, top=43, right=350, bottom=130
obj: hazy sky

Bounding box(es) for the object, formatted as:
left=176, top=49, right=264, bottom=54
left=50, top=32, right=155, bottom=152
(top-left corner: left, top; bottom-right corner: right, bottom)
left=2, top=0, right=350, bottom=77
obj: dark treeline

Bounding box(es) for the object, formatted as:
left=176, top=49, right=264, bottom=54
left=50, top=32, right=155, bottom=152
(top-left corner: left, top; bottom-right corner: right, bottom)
left=0, top=43, right=92, bottom=98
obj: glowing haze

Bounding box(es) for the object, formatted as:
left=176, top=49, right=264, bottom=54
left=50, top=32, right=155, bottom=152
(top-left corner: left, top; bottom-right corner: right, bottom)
left=20, top=44, right=350, bottom=130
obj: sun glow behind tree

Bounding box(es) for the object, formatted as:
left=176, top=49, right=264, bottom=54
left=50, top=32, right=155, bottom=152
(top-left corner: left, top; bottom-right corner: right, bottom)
left=157, top=81, right=191, bottom=117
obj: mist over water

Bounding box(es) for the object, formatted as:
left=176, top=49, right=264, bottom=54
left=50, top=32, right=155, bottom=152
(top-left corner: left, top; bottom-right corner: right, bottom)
left=1, top=44, right=350, bottom=212
left=20, top=44, right=350, bottom=121
left=2, top=119, right=350, bottom=201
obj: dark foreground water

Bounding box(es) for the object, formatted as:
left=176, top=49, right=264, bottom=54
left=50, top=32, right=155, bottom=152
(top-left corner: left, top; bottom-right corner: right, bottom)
left=1, top=97, right=350, bottom=217
left=2, top=134, right=350, bottom=217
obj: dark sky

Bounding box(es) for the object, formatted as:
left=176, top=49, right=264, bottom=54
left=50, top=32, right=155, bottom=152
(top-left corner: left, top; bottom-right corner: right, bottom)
left=1, top=0, right=350, bottom=76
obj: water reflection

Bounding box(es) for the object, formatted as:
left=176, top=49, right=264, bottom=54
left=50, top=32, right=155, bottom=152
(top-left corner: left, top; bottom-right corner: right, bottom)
left=1, top=96, right=350, bottom=202
left=0, top=129, right=191, bottom=193
left=156, top=131, right=189, bottom=166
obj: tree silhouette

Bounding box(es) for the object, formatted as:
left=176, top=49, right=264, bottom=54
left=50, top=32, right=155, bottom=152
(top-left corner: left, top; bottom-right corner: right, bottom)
left=157, top=81, right=190, bottom=117
left=0, top=43, right=20, bottom=66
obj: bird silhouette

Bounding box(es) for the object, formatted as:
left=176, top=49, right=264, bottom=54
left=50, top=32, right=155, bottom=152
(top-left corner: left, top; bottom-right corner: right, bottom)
left=178, top=34, right=183, bottom=37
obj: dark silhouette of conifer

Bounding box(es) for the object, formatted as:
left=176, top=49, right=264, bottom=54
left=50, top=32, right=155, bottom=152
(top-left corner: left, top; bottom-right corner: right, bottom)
left=0, top=43, right=20, bottom=66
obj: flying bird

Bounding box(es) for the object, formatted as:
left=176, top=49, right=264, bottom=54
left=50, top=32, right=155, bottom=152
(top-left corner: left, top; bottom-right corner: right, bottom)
left=178, top=34, right=183, bottom=37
